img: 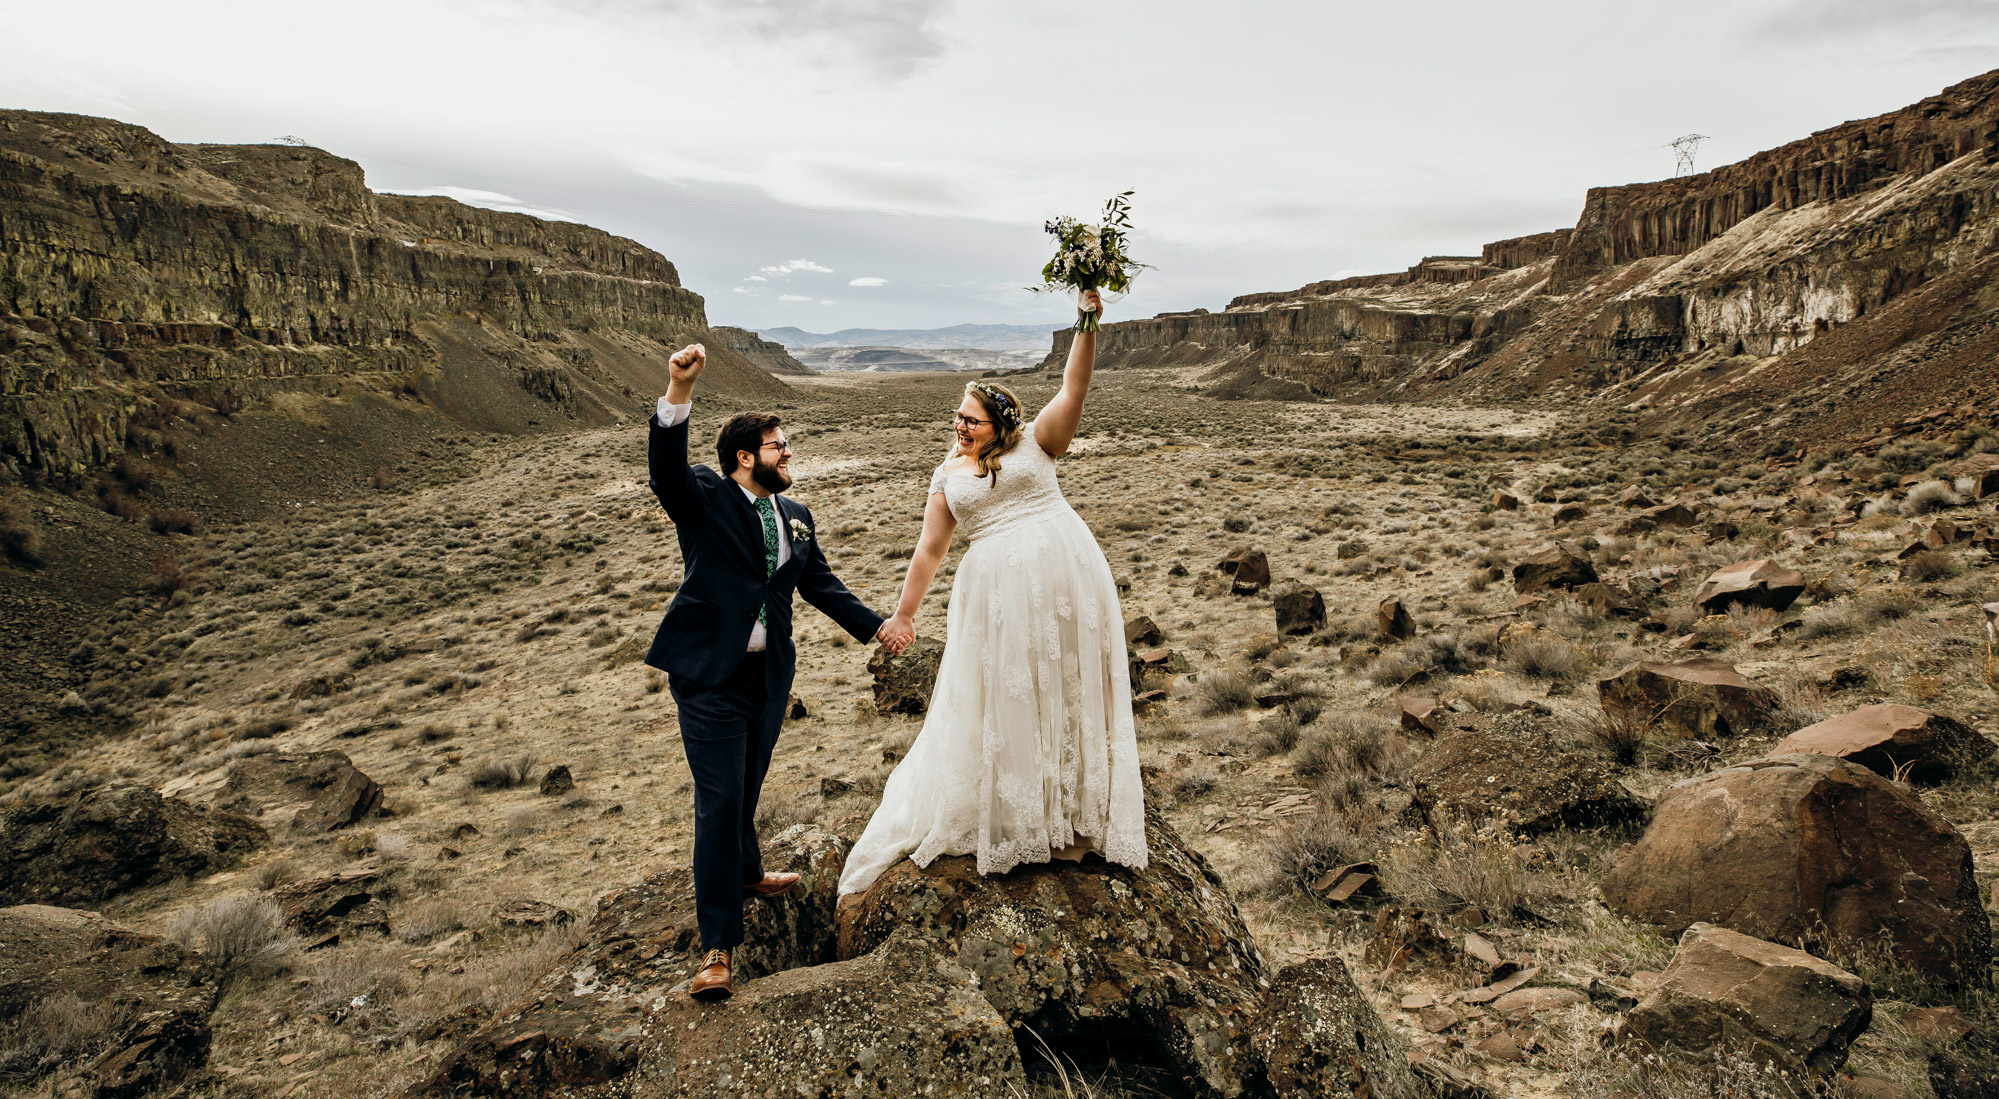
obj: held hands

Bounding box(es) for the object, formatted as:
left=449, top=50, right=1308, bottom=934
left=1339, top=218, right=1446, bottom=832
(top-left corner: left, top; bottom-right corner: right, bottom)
left=876, top=615, right=915, bottom=656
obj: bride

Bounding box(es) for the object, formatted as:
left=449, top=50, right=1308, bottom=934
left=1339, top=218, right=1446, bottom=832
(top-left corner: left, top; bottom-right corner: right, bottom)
left=839, top=289, right=1148, bottom=897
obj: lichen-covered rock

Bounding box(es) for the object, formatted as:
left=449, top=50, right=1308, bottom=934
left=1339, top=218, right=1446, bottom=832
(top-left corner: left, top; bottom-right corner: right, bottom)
left=630, top=927, right=1024, bottom=1097
left=1597, top=659, right=1778, bottom=739
left=1411, top=713, right=1645, bottom=834
left=1252, top=956, right=1423, bottom=1099
left=406, top=826, right=849, bottom=1098
left=0, top=904, right=220, bottom=1098
left=836, top=806, right=1269, bottom=1097
left=1601, top=754, right=1989, bottom=987
left=0, top=783, right=264, bottom=907
left=866, top=636, right=944, bottom=715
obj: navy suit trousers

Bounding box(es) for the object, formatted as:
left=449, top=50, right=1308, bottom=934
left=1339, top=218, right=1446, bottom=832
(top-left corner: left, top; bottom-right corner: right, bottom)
left=670, top=653, right=782, bottom=952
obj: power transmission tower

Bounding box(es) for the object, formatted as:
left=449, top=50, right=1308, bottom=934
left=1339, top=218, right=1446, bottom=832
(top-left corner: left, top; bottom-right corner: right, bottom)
left=1671, top=134, right=1709, bottom=178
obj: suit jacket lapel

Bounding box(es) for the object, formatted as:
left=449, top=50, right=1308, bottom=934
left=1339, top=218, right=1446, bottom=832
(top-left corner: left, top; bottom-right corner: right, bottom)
left=772, top=496, right=809, bottom=582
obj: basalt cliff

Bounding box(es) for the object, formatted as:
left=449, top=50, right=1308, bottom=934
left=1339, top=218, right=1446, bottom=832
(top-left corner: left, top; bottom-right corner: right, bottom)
left=0, top=110, right=789, bottom=489
left=1052, top=69, right=1999, bottom=451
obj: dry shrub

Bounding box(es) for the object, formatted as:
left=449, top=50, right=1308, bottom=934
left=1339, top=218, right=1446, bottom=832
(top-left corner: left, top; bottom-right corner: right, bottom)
left=1245, top=807, right=1374, bottom=899
left=1569, top=1045, right=1845, bottom=1099
left=253, top=857, right=304, bottom=889
left=163, top=893, right=295, bottom=975
left=1292, top=713, right=1399, bottom=781
left=390, top=924, right=584, bottom=1040
left=1796, top=601, right=1862, bottom=641
left=1170, top=765, right=1218, bottom=800
left=1197, top=669, right=1255, bottom=715
left=0, top=991, right=131, bottom=1083
left=1563, top=705, right=1647, bottom=766
left=147, top=508, right=201, bottom=536
left=1900, top=480, right=1961, bottom=516
left=1504, top=634, right=1585, bottom=680
left=1383, top=816, right=1538, bottom=921
left=756, top=792, right=824, bottom=834
left=1250, top=711, right=1302, bottom=756
left=397, top=897, right=479, bottom=944
left=0, top=503, right=43, bottom=566
left=470, top=754, right=537, bottom=790
left=142, top=552, right=192, bottom=596
left=1900, top=549, right=1962, bottom=583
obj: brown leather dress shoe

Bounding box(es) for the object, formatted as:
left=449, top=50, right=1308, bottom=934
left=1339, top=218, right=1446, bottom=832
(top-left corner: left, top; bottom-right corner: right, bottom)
left=743, top=871, right=800, bottom=898
left=689, top=948, right=732, bottom=1001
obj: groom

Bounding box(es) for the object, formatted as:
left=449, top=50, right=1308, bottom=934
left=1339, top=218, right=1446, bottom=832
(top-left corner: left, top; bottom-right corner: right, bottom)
left=644, top=342, right=888, bottom=1001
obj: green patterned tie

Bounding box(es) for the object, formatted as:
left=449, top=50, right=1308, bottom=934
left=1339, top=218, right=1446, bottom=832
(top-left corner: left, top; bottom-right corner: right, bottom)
left=754, top=496, right=779, bottom=625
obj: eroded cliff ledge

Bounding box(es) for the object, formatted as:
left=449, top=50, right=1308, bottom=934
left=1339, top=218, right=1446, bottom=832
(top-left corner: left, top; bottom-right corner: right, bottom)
left=1051, top=69, right=1999, bottom=450
left=0, top=110, right=788, bottom=484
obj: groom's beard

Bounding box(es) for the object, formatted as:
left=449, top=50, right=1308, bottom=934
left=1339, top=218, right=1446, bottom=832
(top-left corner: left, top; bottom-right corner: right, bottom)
left=751, top=456, right=791, bottom=494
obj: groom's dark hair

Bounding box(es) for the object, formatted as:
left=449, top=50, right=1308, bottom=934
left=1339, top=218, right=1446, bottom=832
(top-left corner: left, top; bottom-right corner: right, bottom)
left=717, top=412, right=782, bottom=474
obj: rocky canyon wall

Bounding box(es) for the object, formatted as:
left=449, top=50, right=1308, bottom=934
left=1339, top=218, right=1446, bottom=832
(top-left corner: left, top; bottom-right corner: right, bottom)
left=1051, top=69, right=1999, bottom=447
left=0, top=111, right=786, bottom=484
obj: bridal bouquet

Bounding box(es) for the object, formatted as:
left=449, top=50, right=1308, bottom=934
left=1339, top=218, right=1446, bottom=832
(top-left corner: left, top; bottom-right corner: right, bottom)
left=1038, top=191, right=1147, bottom=332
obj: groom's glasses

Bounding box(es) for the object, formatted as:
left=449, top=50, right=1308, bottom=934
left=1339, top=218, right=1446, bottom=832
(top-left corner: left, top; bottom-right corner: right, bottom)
left=758, top=437, right=792, bottom=454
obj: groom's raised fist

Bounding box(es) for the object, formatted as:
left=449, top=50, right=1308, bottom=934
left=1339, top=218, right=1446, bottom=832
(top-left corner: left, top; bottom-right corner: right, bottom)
left=668, top=343, right=707, bottom=382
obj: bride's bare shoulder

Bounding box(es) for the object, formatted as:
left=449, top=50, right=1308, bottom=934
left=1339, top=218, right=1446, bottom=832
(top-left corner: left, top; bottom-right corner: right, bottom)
left=938, top=455, right=979, bottom=476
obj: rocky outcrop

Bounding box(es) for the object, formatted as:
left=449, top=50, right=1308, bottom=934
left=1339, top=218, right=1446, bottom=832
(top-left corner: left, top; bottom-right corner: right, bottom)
left=628, top=927, right=1027, bottom=1097
left=836, top=806, right=1270, bottom=1097
left=407, top=826, right=848, bottom=1099
left=706, top=326, right=812, bottom=376
left=1600, top=754, right=1989, bottom=986
left=1410, top=712, right=1646, bottom=835
left=1691, top=559, right=1806, bottom=614
left=0, top=904, right=220, bottom=1097
left=1620, top=923, right=1872, bottom=1076
left=1252, top=956, right=1424, bottom=1099
left=1773, top=703, right=1994, bottom=784
left=0, top=782, right=264, bottom=906
left=0, top=110, right=791, bottom=482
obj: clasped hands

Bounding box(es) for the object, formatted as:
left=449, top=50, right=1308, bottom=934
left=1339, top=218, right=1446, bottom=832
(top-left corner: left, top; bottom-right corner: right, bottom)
left=875, top=614, right=915, bottom=655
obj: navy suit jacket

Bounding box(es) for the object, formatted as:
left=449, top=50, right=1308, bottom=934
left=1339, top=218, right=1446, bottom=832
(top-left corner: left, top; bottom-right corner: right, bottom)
left=643, top=413, right=883, bottom=692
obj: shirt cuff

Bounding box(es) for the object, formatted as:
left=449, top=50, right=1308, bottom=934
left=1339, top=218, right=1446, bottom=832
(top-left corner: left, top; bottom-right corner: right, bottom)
left=655, top=397, right=691, bottom=428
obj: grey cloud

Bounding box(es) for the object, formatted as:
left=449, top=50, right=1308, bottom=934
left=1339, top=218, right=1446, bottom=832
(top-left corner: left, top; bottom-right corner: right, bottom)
left=553, top=0, right=955, bottom=79
left=1752, top=0, right=1999, bottom=41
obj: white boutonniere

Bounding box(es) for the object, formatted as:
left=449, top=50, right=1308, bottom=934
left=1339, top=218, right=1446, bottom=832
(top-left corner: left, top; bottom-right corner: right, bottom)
left=788, top=518, right=812, bottom=543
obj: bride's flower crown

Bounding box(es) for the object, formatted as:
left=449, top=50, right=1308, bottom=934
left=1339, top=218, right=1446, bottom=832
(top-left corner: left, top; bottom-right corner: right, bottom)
left=967, top=381, right=1021, bottom=430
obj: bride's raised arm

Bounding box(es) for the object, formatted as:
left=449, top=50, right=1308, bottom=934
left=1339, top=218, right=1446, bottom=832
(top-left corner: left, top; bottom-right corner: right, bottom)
left=879, top=488, right=956, bottom=651
left=1032, top=288, right=1101, bottom=457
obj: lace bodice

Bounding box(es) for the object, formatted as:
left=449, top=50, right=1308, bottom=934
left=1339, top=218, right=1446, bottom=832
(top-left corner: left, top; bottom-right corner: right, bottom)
left=928, top=422, right=1069, bottom=542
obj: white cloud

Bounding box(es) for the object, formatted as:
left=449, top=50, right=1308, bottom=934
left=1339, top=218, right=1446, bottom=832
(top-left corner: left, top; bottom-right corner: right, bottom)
left=848, top=276, right=887, bottom=287
left=732, top=286, right=750, bottom=293
left=778, top=293, right=812, bottom=301
left=744, top=274, right=766, bottom=281
left=380, top=186, right=580, bottom=223
left=760, top=258, right=833, bottom=275
left=821, top=299, right=835, bottom=304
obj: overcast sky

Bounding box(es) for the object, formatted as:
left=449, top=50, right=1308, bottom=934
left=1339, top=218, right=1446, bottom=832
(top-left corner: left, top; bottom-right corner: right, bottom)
left=5, top=0, right=1998, bottom=332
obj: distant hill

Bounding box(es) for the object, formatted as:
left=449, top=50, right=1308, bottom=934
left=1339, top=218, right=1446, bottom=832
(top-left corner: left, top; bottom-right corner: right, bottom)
left=757, top=323, right=1060, bottom=352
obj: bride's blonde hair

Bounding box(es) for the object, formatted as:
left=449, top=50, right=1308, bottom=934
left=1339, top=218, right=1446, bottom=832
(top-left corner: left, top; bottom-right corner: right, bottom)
left=954, top=380, right=1023, bottom=485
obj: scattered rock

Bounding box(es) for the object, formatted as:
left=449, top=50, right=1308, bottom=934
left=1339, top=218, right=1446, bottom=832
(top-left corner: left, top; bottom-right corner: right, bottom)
left=1948, top=454, right=1999, bottom=499
left=1251, top=956, right=1426, bottom=1099
left=630, top=926, right=1027, bottom=1096
left=409, top=826, right=850, bottom=1098
left=1218, top=546, right=1271, bottom=595
left=1601, top=754, right=1989, bottom=986
left=292, top=763, right=382, bottom=832
left=1125, top=614, right=1164, bottom=646
left=1377, top=597, right=1415, bottom=641
left=1364, top=907, right=1449, bottom=970
left=1337, top=539, right=1369, bottom=559
left=838, top=806, right=1267, bottom=1097
left=1400, top=696, right=1441, bottom=735
left=1492, top=491, right=1519, bottom=510
left=274, top=866, right=393, bottom=935
left=1553, top=503, right=1589, bottom=523
left=1410, top=712, right=1646, bottom=835
left=1511, top=543, right=1599, bottom=595
left=288, top=672, right=353, bottom=699
left=0, top=904, right=220, bottom=1098
left=0, top=783, right=265, bottom=907
left=818, top=775, right=851, bottom=798
left=1773, top=703, right=1993, bottom=784
left=1272, top=585, right=1325, bottom=635
left=493, top=898, right=575, bottom=927
left=538, top=764, right=575, bottom=796
left=1692, top=559, right=1806, bottom=613
left=1617, top=486, right=1659, bottom=508
left=786, top=694, right=809, bottom=719
left=1492, top=987, right=1585, bottom=1019
left=1620, top=923, right=1872, bottom=1076
left=866, top=636, right=944, bottom=715
left=1597, top=659, right=1779, bottom=740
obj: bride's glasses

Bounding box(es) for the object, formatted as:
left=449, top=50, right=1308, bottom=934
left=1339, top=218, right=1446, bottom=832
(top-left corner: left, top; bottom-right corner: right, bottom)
left=952, top=412, right=990, bottom=428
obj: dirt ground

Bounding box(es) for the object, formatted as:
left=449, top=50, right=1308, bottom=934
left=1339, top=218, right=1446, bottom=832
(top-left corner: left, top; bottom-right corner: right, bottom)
left=7, top=364, right=1997, bottom=1098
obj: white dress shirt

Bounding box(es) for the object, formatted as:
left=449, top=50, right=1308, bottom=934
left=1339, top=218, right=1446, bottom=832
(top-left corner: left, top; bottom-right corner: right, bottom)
left=658, top=398, right=787, bottom=651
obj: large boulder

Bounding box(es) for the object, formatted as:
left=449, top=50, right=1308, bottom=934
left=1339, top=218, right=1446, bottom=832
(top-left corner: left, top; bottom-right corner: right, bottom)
left=406, top=826, right=850, bottom=1098
left=1621, top=923, right=1872, bottom=1077
left=866, top=636, right=944, bottom=715
left=1601, top=754, right=1989, bottom=986
left=1218, top=547, right=1271, bottom=595
left=1773, top=703, right=1994, bottom=784
left=0, top=904, right=220, bottom=1098
left=1511, top=543, right=1598, bottom=595
left=1273, top=585, right=1325, bottom=635
left=0, top=783, right=265, bottom=907
left=1377, top=597, right=1415, bottom=641
left=1410, top=713, right=1646, bottom=835
left=274, top=866, right=394, bottom=936
left=1597, top=659, right=1778, bottom=740
left=1252, top=956, right=1423, bottom=1099
left=1692, top=559, right=1806, bottom=614
left=837, top=806, right=1270, bottom=1097
left=293, top=763, right=383, bottom=832
left=221, top=749, right=368, bottom=807
left=627, top=927, right=1026, bottom=1097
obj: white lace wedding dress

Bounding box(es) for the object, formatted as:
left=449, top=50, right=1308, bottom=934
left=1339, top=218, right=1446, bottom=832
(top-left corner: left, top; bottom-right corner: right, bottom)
left=837, top=422, right=1149, bottom=895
